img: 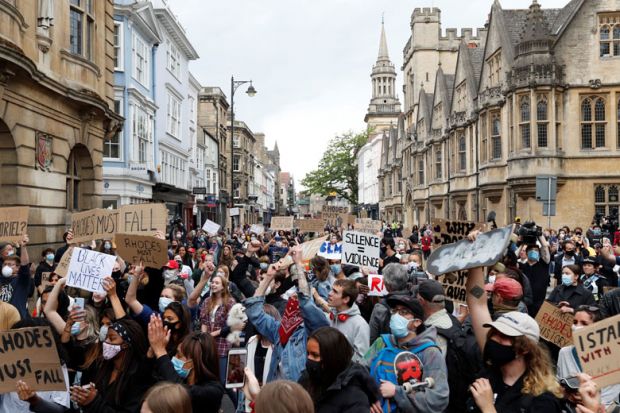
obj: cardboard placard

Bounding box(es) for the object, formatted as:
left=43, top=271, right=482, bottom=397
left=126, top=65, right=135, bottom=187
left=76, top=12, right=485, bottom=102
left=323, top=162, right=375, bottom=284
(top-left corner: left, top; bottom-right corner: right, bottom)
left=40, top=272, right=52, bottom=288
left=354, top=218, right=382, bottom=234
left=300, top=236, right=328, bottom=261
left=71, top=209, right=118, bottom=244
left=426, top=226, right=513, bottom=276
left=54, top=247, right=74, bottom=278
left=295, top=219, right=326, bottom=233
left=271, top=216, right=294, bottom=231
left=202, top=219, right=221, bottom=235
left=250, top=224, right=265, bottom=235
left=431, top=218, right=486, bottom=246
left=66, top=248, right=116, bottom=293
left=535, top=301, right=574, bottom=348
left=368, top=273, right=388, bottom=296
left=113, top=234, right=168, bottom=268
left=0, top=326, right=66, bottom=393
left=342, top=231, right=380, bottom=270
left=437, top=271, right=467, bottom=306
left=338, top=213, right=356, bottom=228
left=573, top=313, right=620, bottom=388
left=119, top=204, right=167, bottom=235
left=0, top=206, right=29, bottom=243
left=322, top=205, right=348, bottom=227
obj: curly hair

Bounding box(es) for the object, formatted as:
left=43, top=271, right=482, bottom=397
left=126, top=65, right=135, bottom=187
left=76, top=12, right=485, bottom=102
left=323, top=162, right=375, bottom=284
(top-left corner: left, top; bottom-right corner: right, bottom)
left=513, top=336, right=562, bottom=398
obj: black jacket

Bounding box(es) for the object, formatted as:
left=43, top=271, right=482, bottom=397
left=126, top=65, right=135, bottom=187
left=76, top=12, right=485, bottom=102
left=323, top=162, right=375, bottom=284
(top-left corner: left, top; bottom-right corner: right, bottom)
left=299, top=363, right=379, bottom=413
left=547, top=284, right=596, bottom=310
left=155, top=354, right=225, bottom=413
left=553, top=252, right=583, bottom=280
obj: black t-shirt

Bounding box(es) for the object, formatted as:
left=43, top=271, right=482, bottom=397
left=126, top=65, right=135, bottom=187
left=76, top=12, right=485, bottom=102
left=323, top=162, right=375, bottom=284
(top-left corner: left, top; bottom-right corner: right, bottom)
left=518, top=261, right=550, bottom=302
left=380, top=254, right=400, bottom=273
left=0, top=265, right=31, bottom=319
left=254, top=343, right=269, bottom=386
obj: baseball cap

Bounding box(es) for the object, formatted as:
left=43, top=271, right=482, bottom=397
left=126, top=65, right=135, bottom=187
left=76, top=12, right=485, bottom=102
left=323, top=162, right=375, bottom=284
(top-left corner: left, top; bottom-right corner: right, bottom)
left=386, top=295, right=424, bottom=320
left=582, top=256, right=597, bottom=265
left=164, top=260, right=179, bottom=270
left=417, top=280, right=445, bottom=303
left=484, top=277, right=523, bottom=300
left=483, top=311, right=540, bottom=342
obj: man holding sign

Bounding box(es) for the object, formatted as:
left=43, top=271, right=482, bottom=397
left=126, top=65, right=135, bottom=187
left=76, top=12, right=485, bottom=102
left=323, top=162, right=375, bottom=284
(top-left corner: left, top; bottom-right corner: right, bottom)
left=0, top=234, right=31, bottom=319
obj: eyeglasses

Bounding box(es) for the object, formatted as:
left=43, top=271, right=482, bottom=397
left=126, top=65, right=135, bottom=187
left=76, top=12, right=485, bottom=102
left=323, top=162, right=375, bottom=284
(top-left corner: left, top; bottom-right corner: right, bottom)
left=390, top=308, right=414, bottom=318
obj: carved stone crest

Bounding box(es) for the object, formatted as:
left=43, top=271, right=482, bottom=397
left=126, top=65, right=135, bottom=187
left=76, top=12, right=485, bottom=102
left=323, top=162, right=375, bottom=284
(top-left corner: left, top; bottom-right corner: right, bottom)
left=589, top=79, right=602, bottom=89
left=35, top=132, right=53, bottom=171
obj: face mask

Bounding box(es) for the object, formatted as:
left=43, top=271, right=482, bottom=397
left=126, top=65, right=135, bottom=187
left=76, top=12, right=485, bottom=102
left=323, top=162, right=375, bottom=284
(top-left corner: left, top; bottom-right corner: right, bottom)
left=159, top=297, right=174, bottom=313
left=407, top=262, right=419, bottom=271
left=561, top=274, right=574, bottom=287
left=46, top=253, right=55, bottom=262
left=305, top=359, right=322, bottom=381
left=330, top=264, right=341, bottom=275
left=163, top=269, right=177, bottom=282
left=6, top=250, right=14, bottom=257
left=71, top=322, right=81, bottom=336
left=163, top=320, right=178, bottom=331
left=172, top=356, right=191, bottom=379
left=571, top=324, right=584, bottom=333
left=483, top=339, right=517, bottom=368
left=390, top=313, right=412, bottom=338
left=593, top=229, right=602, bottom=236
left=112, top=270, right=122, bottom=280
left=565, top=250, right=575, bottom=257
left=275, top=242, right=282, bottom=247
left=488, top=275, right=496, bottom=284
left=260, top=263, right=269, bottom=271
left=102, top=342, right=122, bottom=360
left=176, top=232, right=182, bottom=239
left=99, top=325, right=109, bottom=342
left=527, top=250, right=540, bottom=262
left=104, top=242, right=111, bottom=250
left=398, top=243, right=406, bottom=250
left=1, top=266, right=12, bottom=277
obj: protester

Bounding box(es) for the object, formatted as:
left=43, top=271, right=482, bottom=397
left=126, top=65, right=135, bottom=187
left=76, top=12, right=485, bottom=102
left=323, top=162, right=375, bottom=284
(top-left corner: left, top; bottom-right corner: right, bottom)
left=310, top=255, right=333, bottom=301
left=379, top=237, right=399, bottom=272
left=580, top=256, right=608, bottom=301
left=368, top=263, right=410, bottom=344
left=547, top=264, right=596, bottom=313
left=253, top=380, right=314, bottom=413
left=140, top=382, right=192, bottom=413
left=0, top=234, right=30, bottom=318
left=518, top=240, right=551, bottom=316
left=485, top=277, right=525, bottom=318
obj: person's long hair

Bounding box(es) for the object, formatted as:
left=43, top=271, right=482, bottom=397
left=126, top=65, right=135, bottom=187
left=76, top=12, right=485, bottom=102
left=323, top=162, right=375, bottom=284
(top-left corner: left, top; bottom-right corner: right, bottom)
left=94, top=319, right=147, bottom=405
left=303, top=327, right=353, bottom=400
left=514, top=336, right=563, bottom=398
left=219, top=245, right=234, bottom=269
left=255, top=380, right=314, bottom=413
left=310, top=256, right=330, bottom=282
left=142, top=382, right=192, bottom=413
left=165, top=301, right=191, bottom=355
left=179, top=332, right=219, bottom=384
left=205, top=275, right=231, bottom=316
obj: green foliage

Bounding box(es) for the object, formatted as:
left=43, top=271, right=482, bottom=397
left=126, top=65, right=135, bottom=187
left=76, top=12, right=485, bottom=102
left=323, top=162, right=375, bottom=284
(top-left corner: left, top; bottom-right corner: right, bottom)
left=301, top=130, right=368, bottom=205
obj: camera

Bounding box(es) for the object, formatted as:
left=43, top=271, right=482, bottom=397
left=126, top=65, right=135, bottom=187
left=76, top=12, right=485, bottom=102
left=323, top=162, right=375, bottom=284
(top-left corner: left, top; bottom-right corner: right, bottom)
left=590, top=208, right=618, bottom=244
left=518, top=221, right=542, bottom=246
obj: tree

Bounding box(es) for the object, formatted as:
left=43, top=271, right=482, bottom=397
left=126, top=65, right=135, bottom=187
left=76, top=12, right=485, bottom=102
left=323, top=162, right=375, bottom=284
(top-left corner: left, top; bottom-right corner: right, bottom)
left=301, top=130, right=368, bottom=205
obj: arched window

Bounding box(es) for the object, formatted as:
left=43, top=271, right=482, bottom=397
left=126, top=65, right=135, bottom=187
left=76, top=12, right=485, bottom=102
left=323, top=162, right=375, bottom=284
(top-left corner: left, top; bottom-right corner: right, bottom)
left=581, top=97, right=607, bottom=149
left=491, top=114, right=501, bottom=159
left=614, top=25, right=620, bottom=55
left=458, top=135, right=466, bottom=171
left=595, top=186, right=606, bottom=203
left=595, top=98, right=606, bottom=147
left=519, top=96, right=531, bottom=148
left=537, top=97, right=548, bottom=147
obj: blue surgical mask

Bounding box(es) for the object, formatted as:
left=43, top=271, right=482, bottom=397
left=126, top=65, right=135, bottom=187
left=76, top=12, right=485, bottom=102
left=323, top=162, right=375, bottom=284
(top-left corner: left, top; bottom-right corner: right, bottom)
left=389, top=313, right=412, bottom=338
left=527, top=250, right=540, bottom=262
left=330, top=264, right=341, bottom=275
left=46, top=253, right=55, bottom=262
left=260, top=263, right=269, bottom=271
left=159, top=297, right=173, bottom=313
left=561, top=274, right=574, bottom=287
left=172, top=356, right=191, bottom=379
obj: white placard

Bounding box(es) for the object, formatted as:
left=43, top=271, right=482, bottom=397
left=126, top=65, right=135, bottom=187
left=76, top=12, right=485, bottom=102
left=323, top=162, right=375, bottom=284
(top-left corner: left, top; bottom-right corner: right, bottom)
left=318, top=241, right=342, bottom=260
left=250, top=224, right=265, bottom=235
left=342, top=230, right=380, bottom=270
left=202, top=219, right=221, bottom=235
left=229, top=208, right=240, bottom=217
left=368, top=273, right=388, bottom=296
left=66, top=248, right=116, bottom=293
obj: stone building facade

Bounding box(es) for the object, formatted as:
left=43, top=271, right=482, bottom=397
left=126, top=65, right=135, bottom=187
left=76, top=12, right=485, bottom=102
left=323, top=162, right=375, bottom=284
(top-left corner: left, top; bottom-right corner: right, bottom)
left=401, top=0, right=620, bottom=229
left=0, top=0, right=120, bottom=251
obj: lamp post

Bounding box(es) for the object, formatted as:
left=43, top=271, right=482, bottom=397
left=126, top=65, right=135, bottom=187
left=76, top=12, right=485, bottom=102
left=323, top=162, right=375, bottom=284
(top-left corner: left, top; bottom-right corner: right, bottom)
left=229, top=76, right=256, bottom=230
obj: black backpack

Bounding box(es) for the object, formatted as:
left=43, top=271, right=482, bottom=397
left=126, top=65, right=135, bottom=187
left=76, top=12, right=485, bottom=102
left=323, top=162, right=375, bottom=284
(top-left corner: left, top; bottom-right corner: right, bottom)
left=436, top=317, right=483, bottom=413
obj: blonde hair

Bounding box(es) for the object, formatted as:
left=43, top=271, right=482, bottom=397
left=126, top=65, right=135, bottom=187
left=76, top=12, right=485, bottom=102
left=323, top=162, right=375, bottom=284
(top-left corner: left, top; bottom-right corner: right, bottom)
left=205, top=275, right=231, bottom=316
left=255, top=380, right=314, bottom=413
left=514, top=336, right=563, bottom=398
left=142, top=382, right=191, bottom=413
left=0, top=301, right=20, bottom=331
left=163, top=284, right=186, bottom=302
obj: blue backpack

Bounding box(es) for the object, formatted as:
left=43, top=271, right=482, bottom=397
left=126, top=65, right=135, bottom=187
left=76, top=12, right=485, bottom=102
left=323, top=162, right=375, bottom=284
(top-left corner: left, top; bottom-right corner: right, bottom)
left=369, top=334, right=438, bottom=413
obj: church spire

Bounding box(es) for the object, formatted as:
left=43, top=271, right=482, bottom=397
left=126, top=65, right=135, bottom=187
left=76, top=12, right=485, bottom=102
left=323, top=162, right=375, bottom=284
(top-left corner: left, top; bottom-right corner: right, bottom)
left=377, top=19, right=389, bottom=61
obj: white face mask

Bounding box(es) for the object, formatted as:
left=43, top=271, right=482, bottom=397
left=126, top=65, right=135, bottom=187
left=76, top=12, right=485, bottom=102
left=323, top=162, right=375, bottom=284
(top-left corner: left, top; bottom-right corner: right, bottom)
left=571, top=324, right=584, bottom=333
left=1, top=266, right=13, bottom=278
left=163, top=269, right=177, bottom=282
left=488, top=275, right=496, bottom=284
left=102, top=342, right=122, bottom=360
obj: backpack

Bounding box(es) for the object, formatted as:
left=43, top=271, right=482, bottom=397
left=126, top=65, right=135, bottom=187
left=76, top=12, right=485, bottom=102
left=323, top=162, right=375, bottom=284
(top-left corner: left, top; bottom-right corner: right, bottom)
left=436, top=319, right=483, bottom=413
left=370, top=334, right=439, bottom=413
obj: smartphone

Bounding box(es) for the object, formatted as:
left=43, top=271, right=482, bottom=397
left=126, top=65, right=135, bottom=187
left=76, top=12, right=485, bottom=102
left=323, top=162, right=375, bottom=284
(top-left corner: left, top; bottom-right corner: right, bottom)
left=225, top=348, right=247, bottom=389
left=71, top=297, right=85, bottom=335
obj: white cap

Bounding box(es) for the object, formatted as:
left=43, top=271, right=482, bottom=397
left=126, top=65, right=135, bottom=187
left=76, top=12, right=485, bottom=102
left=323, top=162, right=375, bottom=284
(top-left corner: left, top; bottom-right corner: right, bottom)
left=483, top=311, right=540, bottom=343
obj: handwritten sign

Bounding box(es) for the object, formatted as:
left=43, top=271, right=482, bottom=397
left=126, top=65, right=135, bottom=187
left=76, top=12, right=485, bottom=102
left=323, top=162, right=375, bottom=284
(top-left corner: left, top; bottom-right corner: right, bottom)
left=426, top=226, right=513, bottom=276
left=354, top=218, right=382, bottom=234
left=119, top=204, right=167, bottom=235
left=368, top=273, right=388, bottom=296
left=0, top=206, right=29, bottom=243
left=0, top=326, right=66, bottom=393
left=229, top=207, right=240, bottom=217
left=114, top=234, right=168, bottom=268
left=535, top=301, right=574, bottom=348
left=431, top=218, right=486, bottom=246
left=250, top=224, right=265, bottom=235
left=295, top=219, right=326, bottom=233
left=437, top=271, right=467, bottom=306
left=66, top=248, right=116, bottom=293
left=342, top=231, right=380, bottom=270
left=573, top=313, right=620, bottom=387
left=322, top=205, right=348, bottom=227
left=299, top=236, right=328, bottom=261
left=318, top=241, right=342, bottom=260
left=54, top=247, right=74, bottom=278
left=202, top=219, right=221, bottom=235
left=338, top=213, right=356, bottom=228
left=271, top=216, right=294, bottom=231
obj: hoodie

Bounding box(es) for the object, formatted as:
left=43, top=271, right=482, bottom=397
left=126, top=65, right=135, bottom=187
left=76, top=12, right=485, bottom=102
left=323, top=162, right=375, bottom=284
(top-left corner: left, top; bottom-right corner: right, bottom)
left=298, top=362, right=380, bottom=413
left=330, top=303, right=370, bottom=362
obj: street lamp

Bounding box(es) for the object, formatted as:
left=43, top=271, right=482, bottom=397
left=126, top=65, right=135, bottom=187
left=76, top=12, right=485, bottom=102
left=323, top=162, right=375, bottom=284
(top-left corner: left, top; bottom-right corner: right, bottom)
left=230, top=76, right=257, bottom=229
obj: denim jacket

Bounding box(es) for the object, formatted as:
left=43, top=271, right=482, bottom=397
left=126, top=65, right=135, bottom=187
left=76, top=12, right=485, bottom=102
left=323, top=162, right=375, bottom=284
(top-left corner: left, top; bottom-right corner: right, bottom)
left=245, top=293, right=329, bottom=382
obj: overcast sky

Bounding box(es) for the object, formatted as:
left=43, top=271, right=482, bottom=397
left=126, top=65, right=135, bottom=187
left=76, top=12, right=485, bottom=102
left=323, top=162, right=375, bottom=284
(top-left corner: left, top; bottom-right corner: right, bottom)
left=170, top=0, right=570, bottom=187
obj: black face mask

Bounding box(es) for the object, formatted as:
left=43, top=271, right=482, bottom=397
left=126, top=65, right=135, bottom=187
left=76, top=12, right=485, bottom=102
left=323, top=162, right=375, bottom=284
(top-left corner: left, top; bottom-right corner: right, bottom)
left=111, top=271, right=122, bottom=280
left=565, top=250, right=575, bottom=257
left=163, top=321, right=178, bottom=331
left=305, top=359, right=322, bottom=382
left=483, top=339, right=517, bottom=368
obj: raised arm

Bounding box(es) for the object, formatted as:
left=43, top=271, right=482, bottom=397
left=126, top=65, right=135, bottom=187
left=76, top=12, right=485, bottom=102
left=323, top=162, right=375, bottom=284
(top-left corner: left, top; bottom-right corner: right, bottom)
left=43, top=277, right=68, bottom=334
left=124, top=264, right=145, bottom=315
left=102, top=276, right=126, bottom=320
left=465, top=266, right=492, bottom=352
left=539, top=235, right=550, bottom=264
left=19, top=234, right=30, bottom=266
left=188, top=262, right=214, bottom=308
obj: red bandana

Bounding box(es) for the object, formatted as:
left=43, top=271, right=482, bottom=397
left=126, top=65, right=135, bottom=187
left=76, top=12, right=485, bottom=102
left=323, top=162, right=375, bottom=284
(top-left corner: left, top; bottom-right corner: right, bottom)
left=330, top=312, right=350, bottom=322
left=278, top=296, right=303, bottom=345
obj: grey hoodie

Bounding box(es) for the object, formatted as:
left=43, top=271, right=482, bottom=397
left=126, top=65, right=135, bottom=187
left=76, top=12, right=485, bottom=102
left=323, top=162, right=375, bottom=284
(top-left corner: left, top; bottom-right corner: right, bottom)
left=330, top=303, right=370, bottom=363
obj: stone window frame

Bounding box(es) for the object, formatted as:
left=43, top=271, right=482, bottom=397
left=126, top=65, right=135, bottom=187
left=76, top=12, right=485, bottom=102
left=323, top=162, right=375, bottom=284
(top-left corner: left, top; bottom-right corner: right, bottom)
left=104, top=97, right=123, bottom=160
left=599, top=14, right=620, bottom=58
left=113, top=21, right=123, bottom=71
left=491, top=112, right=502, bottom=160
left=418, top=156, right=424, bottom=186
left=69, top=0, right=95, bottom=60
left=594, top=184, right=620, bottom=216
left=458, top=133, right=466, bottom=172
left=487, top=51, right=502, bottom=87
left=581, top=95, right=607, bottom=150
left=435, top=145, right=442, bottom=180
left=132, top=32, right=149, bottom=88
left=480, top=112, right=488, bottom=162
left=617, top=98, right=620, bottom=148
left=536, top=95, right=549, bottom=148
left=519, top=95, right=531, bottom=149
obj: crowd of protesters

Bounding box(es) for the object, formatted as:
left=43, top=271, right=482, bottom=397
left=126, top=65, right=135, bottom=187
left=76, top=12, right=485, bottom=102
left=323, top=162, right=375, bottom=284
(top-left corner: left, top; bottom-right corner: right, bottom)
left=1, top=215, right=620, bottom=413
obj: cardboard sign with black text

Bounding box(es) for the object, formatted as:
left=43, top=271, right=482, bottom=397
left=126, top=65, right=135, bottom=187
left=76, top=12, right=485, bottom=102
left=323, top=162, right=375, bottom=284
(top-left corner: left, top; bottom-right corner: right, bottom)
left=66, top=247, right=116, bottom=293
left=300, top=236, right=328, bottom=261
left=295, top=219, right=326, bottom=233
left=322, top=205, right=348, bottom=227
left=271, top=216, right=294, bottom=231
left=54, top=247, right=74, bottom=278
left=114, top=234, right=168, bottom=268
left=0, top=206, right=29, bottom=244
left=354, top=218, right=382, bottom=234
left=437, top=271, right=467, bottom=306
left=573, top=313, right=620, bottom=387
left=342, top=231, right=380, bottom=270
left=119, top=204, right=167, bottom=236
left=431, top=218, right=486, bottom=247
left=0, top=326, right=66, bottom=393
left=535, top=301, right=574, bottom=348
